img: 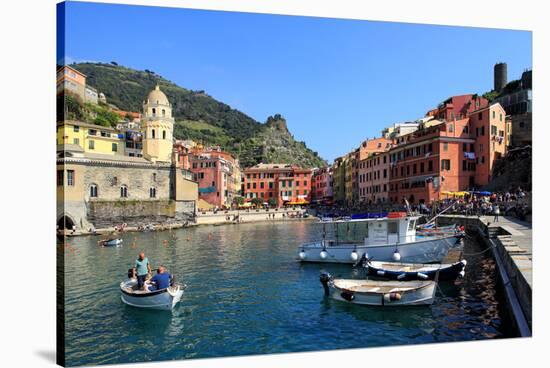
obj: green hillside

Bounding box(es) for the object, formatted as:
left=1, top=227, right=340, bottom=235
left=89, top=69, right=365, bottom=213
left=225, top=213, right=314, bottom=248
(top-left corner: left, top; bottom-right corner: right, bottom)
left=71, top=62, right=326, bottom=168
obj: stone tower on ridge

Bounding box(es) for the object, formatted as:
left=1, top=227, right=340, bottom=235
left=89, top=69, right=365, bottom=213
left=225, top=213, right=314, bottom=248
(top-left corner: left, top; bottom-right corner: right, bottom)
left=142, top=85, right=174, bottom=163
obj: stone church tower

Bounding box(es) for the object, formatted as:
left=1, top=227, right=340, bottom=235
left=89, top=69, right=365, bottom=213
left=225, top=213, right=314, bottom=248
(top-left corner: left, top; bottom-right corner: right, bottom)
left=142, top=85, right=174, bottom=162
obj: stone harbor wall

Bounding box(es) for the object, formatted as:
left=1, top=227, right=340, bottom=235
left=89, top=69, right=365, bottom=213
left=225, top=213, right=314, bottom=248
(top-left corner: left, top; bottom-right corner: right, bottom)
left=88, top=199, right=175, bottom=228
left=58, top=158, right=197, bottom=230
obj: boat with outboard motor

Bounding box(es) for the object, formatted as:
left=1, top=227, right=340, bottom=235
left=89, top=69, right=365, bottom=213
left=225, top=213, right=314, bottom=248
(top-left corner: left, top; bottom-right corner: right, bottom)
left=120, top=271, right=186, bottom=310
left=298, top=212, right=461, bottom=264
left=320, top=272, right=437, bottom=306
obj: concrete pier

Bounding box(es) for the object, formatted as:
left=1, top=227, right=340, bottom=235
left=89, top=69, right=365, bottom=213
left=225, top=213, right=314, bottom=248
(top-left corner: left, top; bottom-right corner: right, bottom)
left=437, top=215, right=532, bottom=336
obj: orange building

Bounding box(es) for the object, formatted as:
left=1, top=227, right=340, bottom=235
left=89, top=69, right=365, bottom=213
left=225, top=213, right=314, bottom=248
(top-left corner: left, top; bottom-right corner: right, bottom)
left=242, top=164, right=312, bottom=207
left=56, top=65, right=87, bottom=100
left=388, top=119, right=471, bottom=204
left=388, top=103, right=509, bottom=204
left=469, top=103, right=509, bottom=186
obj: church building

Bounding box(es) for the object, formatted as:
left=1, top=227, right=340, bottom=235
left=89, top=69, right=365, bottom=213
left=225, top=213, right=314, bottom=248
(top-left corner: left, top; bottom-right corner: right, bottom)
left=56, top=85, right=198, bottom=231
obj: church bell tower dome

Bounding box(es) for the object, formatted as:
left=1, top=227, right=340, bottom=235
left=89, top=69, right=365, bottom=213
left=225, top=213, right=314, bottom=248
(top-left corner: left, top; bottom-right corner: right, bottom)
left=142, top=85, right=174, bottom=163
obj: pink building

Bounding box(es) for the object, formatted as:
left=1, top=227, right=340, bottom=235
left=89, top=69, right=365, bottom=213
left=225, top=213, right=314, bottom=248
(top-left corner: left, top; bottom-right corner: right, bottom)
left=311, top=167, right=333, bottom=203
left=358, top=151, right=390, bottom=204
left=180, top=146, right=241, bottom=209
left=427, top=94, right=489, bottom=122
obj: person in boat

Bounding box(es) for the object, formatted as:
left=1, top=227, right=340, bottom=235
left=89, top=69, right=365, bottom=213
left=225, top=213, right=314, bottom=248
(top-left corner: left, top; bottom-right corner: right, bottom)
left=148, top=266, right=172, bottom=292
left=133, top=252, right=152, bottom=290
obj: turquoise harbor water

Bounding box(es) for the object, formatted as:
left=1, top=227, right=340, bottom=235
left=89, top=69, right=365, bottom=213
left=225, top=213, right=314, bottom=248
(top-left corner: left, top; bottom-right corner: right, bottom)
left=62, top=220, right=512, bottom=366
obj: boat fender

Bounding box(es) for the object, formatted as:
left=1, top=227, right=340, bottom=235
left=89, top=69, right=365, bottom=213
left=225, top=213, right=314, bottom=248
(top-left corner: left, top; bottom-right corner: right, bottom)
left=458, top=270, right=465, bottom=279
left=299, top=250, right=306, bottom=260
left=320, top=250, right=328, bottom=259
left=319, top=273, right=332, bottom=296
left=340, top=291, right=355, bottom=302
left=383, top=292, right=401, bottom=302
left=392, top=250, right=401, bottom=262
left=377, top=270, right=385, bottom=276
left=397, top=273, right=406, bottom=280
left=417, top=272, right=428, bottom=280
left=350, top=250, right=358, bottom=262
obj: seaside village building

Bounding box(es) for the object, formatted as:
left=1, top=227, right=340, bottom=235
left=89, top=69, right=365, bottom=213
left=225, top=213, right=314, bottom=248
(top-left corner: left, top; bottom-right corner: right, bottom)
left=173, top=142, right=242, bottom=210
left=57, top=85, right=199, bottom=230
left=386, top=101, right=508, bottom=204
left=357, top=137, right=393, bottom=204
left=330, top=93, right=511, bottom=205
left=311, top=167, right=334, bottom=204
left=242, top=164, right=312, bottom=207
left=56, top=65, right=102, bottom=105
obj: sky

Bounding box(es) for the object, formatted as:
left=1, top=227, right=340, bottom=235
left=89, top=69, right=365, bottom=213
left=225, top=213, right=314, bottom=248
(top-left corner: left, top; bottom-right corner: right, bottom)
left=59, top=1, right=532, bottom=162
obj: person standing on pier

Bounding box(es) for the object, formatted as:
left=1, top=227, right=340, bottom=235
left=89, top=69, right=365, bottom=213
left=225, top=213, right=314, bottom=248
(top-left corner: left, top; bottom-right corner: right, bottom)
left=133, top=252, right=152, bottom=290
left=493, top=203, right=500, bottom=222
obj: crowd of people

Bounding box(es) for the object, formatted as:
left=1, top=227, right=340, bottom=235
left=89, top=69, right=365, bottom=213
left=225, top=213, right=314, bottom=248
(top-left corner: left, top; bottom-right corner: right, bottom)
left=314, top=188, right=531, bottom=222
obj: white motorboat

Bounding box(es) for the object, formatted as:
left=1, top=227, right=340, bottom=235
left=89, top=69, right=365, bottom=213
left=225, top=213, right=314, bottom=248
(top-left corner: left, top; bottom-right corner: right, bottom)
left=320, top=272, right=436, bottom=306
left=120, top=278, right=185, bottom=311
left=298, top=213, right=461, bottom=264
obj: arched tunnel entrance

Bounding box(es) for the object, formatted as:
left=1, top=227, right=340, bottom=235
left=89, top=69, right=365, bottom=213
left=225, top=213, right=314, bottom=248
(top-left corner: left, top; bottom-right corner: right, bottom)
left=57, top=215, right=75, bottom=230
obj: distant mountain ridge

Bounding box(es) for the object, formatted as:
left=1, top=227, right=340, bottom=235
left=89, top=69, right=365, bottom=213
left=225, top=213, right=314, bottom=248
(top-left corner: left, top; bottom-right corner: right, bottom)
left=72, top=62, right=326, bottom=169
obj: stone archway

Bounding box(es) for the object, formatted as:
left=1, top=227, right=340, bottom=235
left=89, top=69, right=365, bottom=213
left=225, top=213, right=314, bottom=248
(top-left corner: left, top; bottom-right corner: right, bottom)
left=57, top=215, right=75, bottom=230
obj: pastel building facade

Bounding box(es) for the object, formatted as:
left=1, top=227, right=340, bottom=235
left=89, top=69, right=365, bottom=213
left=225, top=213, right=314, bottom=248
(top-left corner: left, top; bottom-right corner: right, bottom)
left=242, top=164, right=312, bottom=206
left=358, top=151, right=390, bottom=204
left=387, top=103, right=509, bottom=203
left=188, top=148, right=241, bottom=209
left=311, top=167, right=333, bottom=202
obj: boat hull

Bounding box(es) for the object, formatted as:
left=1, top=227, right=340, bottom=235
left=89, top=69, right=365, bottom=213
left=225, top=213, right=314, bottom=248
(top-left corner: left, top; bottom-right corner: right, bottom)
left=120, top=280, right=184, bottom=311
left=323, top=277, right=436, bottom=306
left=366, top=260, right=467, bottom=281
left=102, top=239, right=123, bottom=247
left=299, top=235, right=460, bottom=264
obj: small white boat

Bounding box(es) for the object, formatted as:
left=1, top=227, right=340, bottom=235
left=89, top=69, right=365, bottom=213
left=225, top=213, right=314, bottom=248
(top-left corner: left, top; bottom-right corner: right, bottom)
left=99, top=238, right=123, bottom=247
left=298, top=214, right=461, bottom=264
left=320, top=272, right=436, bottom=306
left=364, top=259, right=467, bottom=281
left=120, top=278, right=185, bottom=311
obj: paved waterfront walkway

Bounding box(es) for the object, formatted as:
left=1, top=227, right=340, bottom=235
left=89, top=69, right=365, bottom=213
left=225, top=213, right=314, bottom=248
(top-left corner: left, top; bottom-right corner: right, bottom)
left=481, top=215, right=532, bottom=289
left=481, top=215, right=533, bottom=255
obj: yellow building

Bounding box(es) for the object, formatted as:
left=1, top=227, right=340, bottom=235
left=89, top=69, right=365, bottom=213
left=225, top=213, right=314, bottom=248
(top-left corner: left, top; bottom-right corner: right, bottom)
left=57, top=86, right=199, bottom=231
left=56, top=121, right=124, bottom=155
left=142, top=85, right=174, bottom=163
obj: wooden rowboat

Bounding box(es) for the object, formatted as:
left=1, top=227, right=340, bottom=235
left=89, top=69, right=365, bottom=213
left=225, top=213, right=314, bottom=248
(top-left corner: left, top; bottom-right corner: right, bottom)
left=320, top=272, right=436, bottom=306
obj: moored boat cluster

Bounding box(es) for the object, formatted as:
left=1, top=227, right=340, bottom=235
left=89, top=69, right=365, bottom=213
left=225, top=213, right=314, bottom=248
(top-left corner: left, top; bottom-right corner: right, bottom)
left=299, top=211, right=466, bottom=306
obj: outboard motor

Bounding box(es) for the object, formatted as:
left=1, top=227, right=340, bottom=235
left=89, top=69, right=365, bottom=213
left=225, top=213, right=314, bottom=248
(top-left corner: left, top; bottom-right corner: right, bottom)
left=127, top=268, right=134, bottom=279
left=320, top=272, right=332, bottom=296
